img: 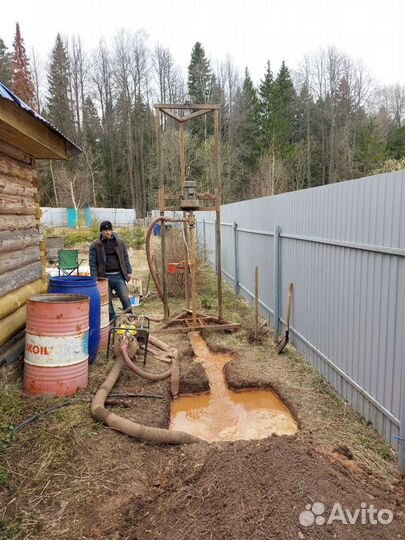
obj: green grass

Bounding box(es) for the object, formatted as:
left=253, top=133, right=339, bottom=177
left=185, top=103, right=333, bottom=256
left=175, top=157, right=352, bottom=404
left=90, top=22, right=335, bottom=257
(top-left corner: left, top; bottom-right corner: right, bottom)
left=0, top=517, right=22, bottom=540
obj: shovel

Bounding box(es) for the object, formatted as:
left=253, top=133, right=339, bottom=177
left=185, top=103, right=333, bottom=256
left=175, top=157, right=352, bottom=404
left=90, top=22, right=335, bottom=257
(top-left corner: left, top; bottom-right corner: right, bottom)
left=276, top=283, right=293, bottom=354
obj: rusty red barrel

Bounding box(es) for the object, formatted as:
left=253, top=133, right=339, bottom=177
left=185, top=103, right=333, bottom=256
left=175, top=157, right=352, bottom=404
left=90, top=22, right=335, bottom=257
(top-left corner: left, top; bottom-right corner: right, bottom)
left=24, top=294, right=89, bottom=396
left=97, top=278, right=109, bottom=352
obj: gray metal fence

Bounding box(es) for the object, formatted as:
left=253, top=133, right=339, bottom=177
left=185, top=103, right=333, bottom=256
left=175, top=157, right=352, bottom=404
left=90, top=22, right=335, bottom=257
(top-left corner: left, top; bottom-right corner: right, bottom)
left=196, top=171, right=405, bottom=461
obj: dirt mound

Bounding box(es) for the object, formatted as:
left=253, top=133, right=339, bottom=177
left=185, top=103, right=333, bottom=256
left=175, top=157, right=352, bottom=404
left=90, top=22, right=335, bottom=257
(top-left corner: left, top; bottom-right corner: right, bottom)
left=111, top=436, right=404, bottom=540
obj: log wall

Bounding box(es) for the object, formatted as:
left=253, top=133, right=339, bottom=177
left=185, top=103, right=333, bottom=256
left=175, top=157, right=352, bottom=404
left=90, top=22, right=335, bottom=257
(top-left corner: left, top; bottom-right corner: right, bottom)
left=0, top=147, right=47, bottom=346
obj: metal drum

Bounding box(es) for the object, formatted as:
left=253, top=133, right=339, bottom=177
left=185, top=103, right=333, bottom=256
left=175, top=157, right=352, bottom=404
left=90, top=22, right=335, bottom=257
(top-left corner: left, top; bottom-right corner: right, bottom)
left=48, top=276, right=101, bottom=363
left=24, top=294, right=89, bottom=396
left=97, top=278, right=109, bottom=352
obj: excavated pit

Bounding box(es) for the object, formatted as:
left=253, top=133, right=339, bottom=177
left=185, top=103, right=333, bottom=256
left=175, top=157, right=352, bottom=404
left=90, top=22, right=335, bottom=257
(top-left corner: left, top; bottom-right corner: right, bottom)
left=170, top=332, right=298, bottom=442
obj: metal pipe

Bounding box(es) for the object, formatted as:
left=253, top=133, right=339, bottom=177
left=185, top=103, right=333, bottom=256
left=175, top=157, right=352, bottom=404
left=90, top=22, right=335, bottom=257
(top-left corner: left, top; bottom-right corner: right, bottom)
left=216, top=189, right=223, bottom=320
left=189, top=213, right=197, bottom=327
left=214, top=110, right=223, bottom=321
left=160, top=212, right=168, bottom=320
left=156, top=113, right=167, bottom=319
left=183, top=212, right=190, bottom=309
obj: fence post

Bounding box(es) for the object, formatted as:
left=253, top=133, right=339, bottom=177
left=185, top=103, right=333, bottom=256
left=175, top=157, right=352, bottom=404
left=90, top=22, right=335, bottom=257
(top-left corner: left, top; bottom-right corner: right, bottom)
left=233, top=221, right=239, bottom=294
left=214, top=220, right=218, bottom=274
left=203, top=218, right=206, bottom=262
left=273, top=225, right=281, bottom=340
left=400, top=409, right=405, bottom=473
left=400, top=356, right=405, bottom=471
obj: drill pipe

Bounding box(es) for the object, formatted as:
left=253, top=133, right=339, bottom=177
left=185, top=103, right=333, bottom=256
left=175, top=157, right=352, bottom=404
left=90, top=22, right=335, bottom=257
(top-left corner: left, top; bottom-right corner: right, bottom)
left=145, top=216, right=186, bottom=312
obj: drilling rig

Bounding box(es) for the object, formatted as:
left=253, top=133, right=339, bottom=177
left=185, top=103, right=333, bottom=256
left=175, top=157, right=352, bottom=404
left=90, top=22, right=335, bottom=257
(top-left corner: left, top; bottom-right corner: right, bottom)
left=148, top=103, right=240, bottom=333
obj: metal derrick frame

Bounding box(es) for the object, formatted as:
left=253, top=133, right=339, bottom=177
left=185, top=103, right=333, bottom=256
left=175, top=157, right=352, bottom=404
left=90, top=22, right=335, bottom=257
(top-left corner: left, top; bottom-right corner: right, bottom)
left=154, top=103, right=240, bottom=334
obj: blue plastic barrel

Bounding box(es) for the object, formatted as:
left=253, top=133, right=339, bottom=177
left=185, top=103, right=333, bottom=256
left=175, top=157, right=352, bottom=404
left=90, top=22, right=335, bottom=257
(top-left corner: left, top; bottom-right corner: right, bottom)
left=48, top=276, right=101, bottom=363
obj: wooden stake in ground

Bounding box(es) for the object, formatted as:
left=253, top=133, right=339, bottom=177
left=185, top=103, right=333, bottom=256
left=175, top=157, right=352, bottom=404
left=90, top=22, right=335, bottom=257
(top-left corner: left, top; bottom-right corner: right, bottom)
left=255, top=266, right=259, bottom=339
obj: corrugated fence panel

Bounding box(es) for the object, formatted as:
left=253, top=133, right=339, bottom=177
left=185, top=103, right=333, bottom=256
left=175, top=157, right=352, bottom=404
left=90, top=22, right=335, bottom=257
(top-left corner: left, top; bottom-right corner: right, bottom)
left=41, top=208, right=137, bottom=228
left=196, top=171, right=405, bottom=448
left=41, top=207, right=67, bottom=227
left=90, top=208, right=136, bottom=227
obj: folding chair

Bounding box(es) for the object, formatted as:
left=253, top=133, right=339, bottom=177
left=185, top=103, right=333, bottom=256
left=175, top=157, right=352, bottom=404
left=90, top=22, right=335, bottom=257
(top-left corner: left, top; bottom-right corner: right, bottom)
left=57, top=249, right=83, bottom=276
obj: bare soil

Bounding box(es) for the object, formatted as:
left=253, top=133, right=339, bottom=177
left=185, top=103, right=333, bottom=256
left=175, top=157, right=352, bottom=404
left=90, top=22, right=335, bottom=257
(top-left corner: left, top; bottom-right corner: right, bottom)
left=0, top=246, right=404, bottom=540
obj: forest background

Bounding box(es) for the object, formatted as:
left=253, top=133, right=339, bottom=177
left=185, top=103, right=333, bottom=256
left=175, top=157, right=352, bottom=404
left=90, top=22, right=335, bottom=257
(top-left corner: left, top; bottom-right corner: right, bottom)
left=2, top=23, right=405, bottom=216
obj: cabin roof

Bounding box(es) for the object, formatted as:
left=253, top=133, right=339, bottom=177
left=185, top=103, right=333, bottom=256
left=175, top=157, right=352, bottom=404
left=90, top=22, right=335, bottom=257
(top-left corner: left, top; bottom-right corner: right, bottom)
left=0, top=82, right=81, bottom=159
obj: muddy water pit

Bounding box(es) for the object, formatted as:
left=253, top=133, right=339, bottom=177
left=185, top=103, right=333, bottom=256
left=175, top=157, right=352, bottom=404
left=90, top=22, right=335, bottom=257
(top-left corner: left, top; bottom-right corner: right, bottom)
left=170, top=332, right=297, bottom=441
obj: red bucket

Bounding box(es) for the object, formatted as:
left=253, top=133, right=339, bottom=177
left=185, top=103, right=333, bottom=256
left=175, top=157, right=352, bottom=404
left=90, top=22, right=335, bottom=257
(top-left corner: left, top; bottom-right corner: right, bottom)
left=167, top=263, right=178, bottom=274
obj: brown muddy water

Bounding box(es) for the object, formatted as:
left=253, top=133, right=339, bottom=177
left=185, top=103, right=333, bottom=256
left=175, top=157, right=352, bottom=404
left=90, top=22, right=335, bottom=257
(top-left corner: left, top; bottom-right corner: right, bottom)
left=170, top=332, right=298, bottom=442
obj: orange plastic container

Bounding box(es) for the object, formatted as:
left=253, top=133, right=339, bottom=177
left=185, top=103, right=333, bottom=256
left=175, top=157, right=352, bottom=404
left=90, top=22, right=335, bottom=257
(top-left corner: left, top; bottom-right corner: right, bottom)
left=24, top=294, right=89, bottom=396
left=97, top=278, right=109, bottom=352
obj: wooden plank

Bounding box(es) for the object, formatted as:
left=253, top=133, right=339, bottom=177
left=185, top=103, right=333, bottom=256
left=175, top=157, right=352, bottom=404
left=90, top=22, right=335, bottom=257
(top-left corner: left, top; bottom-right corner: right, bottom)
left=156, top=323, right=240, bottom=334
left=0, top=246, right=40, bottom=274
left=0, top=262, right=42, bottom=298
left=0, top=100, right=68, bottom=159
left=0, top=279, right=45, bottom=319
left=154, top=103, right=221, bottom=110
left=0, top=175, right=36, bottom=197
left=179, top=109, right=212, bottom=123
left=0, top=214, right=36, bottom=230
left=0, top=228, right=40, bottom=252
left=0, top=154, right=34, bottom=183
left=0, top=140, right=32, bottom=164
left=0, top=305, right=26, bottom=346
left=159, top=109, right=181, bottom=122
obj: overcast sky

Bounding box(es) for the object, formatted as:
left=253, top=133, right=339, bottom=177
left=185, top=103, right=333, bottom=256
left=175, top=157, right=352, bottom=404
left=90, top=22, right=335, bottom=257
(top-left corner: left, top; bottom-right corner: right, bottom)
left=2, top=0, right=404, bottom=86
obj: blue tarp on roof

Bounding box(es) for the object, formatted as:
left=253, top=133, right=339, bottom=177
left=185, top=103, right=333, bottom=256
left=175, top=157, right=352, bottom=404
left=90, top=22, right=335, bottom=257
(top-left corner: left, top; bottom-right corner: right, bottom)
left=0, top=82, right=81, bottom=155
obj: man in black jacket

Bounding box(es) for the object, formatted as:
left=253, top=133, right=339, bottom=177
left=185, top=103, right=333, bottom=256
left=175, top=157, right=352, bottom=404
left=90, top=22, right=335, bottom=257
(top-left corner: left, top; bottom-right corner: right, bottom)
left=89, top=220, right=132, bottom=321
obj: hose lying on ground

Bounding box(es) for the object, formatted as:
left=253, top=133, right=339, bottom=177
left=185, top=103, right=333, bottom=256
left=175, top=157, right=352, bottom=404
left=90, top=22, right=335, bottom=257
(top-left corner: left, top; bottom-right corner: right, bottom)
left=112, top=332, right=180, bottom=397
left=91, top=356, right=201, bottom=444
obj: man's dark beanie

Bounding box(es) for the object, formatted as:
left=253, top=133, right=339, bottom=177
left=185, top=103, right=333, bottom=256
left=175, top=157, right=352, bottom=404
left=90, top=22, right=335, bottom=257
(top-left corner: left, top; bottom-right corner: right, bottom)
left=100, top=220, right=113, bottom=231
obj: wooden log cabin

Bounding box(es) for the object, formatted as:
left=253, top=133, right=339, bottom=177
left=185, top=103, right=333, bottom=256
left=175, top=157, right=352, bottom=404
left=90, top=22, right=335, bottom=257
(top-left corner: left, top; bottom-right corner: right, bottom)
left=0, top=83, right=80, bottom=350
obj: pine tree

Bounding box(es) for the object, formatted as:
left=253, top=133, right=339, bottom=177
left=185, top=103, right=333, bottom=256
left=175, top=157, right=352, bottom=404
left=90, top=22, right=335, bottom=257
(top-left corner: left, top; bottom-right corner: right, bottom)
left=11, top=23, right=35, bottom=107
left=47, top=33, right=75, bottom=138
left=236, top=68, right=261, bottom=169
left=187, top=42, right=213, bottom=103
left=187, top=42, right=216, bottom=140
left=0, top=39, right=12, bottom=87
left=295, top=81, right=314, bottom=187
left=83, top=96, right=101, bottom=146
left=355, top=117, right=387, bottom=173
left=258, top=60, right=274, bottom=147
left=271, top=61, right=296, bottom=156
left=386, top=125, right=405, bottom=159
